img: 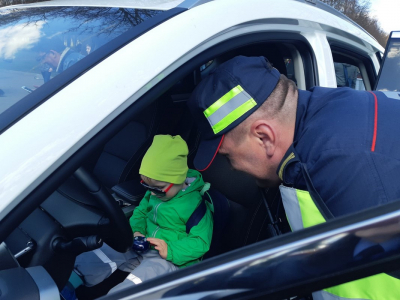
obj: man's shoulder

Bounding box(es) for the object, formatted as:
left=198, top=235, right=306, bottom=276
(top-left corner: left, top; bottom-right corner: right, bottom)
left=63, top=50, right=85, bottom=68
left=308, top=86, right=365, bottom=97
left=305, top=87, right=372, bottom=119
left=65, top=50, right=84, bottom=59
left=295, top=88, right=373, bottom=163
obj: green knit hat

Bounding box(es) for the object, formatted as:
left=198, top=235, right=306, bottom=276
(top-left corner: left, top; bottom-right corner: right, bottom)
left=139, top=135, right=189, bottom=184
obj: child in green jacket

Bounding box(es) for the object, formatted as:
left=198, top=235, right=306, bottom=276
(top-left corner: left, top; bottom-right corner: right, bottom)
left=74, top=135, right=213, bottom=292
left=109, top=134, right=213, bottom=292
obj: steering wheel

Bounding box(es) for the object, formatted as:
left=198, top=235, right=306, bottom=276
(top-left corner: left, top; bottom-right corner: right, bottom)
left=74, top=167, right=133, bottom=252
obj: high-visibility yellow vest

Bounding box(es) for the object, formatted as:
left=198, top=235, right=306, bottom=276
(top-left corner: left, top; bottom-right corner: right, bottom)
left=279, top=185, right=400, bottom=300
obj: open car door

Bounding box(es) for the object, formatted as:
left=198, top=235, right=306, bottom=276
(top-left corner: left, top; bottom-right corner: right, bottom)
left=375, top=31, right=400, bottom=97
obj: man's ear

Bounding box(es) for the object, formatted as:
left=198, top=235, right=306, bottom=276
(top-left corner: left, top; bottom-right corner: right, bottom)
left=250, top=120, right=276, bottom=156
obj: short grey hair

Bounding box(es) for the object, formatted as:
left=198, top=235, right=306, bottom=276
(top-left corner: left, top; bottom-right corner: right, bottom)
left=227, top=74, right=298, bottom=143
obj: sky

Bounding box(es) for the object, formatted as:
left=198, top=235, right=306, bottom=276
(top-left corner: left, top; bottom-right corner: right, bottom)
left=370, top=0, right=400, bottom=34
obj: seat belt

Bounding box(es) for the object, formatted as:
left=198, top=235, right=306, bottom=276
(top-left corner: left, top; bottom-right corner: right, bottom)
left=186, top=197, right=207, bottom=234
left=300, top=163, right=334, bottom=220
left=261, top=188, right=282, bottom=236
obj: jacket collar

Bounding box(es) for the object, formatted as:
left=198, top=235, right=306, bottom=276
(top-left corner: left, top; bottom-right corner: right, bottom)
left=293, top=89, right=312, bottom=143
left=276, top=89, right=312, bottom=185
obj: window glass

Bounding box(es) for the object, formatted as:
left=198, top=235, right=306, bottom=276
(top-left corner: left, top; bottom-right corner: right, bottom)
left=334, top=62, right=365, bottom=90
left=284, top=58, right=296, bottom=85
left=0, top=6, right=162, bottom=114
left=200, top=60, right=213, bottom=72
left=376, top=36, right=400, bottom=91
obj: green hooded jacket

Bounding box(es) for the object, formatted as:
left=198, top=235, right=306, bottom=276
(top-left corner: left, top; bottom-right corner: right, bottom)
left=129, top=169, right=213, bottom=268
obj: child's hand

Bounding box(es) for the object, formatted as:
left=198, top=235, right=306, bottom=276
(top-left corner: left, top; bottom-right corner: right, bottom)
left=134, top=232, right=145, bottom=237
left=147, top=238, right=168, bottom=259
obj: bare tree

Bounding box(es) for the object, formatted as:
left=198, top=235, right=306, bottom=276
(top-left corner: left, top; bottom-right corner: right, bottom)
left=320, top=0, right=388, bottom=47
left=0, top=6, right=160, bottom=33
left=1, top=0, right=47, bottom=6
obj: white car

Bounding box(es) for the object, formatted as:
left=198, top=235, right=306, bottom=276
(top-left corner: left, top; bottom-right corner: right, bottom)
left=0, top=0, right=398, bottom=299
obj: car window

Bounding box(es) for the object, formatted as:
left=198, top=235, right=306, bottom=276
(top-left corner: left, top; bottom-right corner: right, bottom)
left=334, top=62, right=365, bottom=90
left=200, top=60, right=213, bottom=72
left=329, top=43, right=379, bottom=91
left=376, top=34, right=400, bottom=91
left=284, top=57, right=298, bottom=85
left=0, top=6, right=162, bottom=115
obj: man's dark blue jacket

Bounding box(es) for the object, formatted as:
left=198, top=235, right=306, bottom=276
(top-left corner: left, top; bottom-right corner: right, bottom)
left=279, top=87, right=400, bottom=217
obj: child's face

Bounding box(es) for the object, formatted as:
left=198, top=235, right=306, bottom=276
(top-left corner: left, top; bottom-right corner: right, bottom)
left=140, top=175, right=182, bottom=201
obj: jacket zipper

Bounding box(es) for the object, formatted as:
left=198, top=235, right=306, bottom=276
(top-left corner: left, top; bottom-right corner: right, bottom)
left=152, top=226, right=160, bottom=238
left=152, top=202, right=163, bottom=237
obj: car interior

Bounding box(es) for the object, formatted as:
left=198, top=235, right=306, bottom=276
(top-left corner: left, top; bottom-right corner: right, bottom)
left=3, top=39, right=317, bottom=299
left=329, top=43, right=379, bottom=91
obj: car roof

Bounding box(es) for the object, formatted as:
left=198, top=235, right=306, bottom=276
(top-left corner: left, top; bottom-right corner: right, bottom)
left=3, top=0, right=380, bottom=44
left=3, top=0, right=187, bottom=10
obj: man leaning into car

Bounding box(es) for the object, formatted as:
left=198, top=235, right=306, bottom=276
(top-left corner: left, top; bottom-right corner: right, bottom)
left=187, top=55, right=400, bottom=300
left=38, top=38, right=85, bottom=76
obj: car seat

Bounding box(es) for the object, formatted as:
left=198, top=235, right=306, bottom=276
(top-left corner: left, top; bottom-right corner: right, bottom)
left=53, top=99, right=164, bottom=209
left=200, top=153, right=282, bottom=253
left=87, top=100, right=163, bottom=189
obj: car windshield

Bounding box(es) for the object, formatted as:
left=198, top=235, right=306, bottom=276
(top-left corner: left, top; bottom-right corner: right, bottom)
left=376, top=33, right=400, bottom=92
left=0, top=6, right=162, bottom=114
